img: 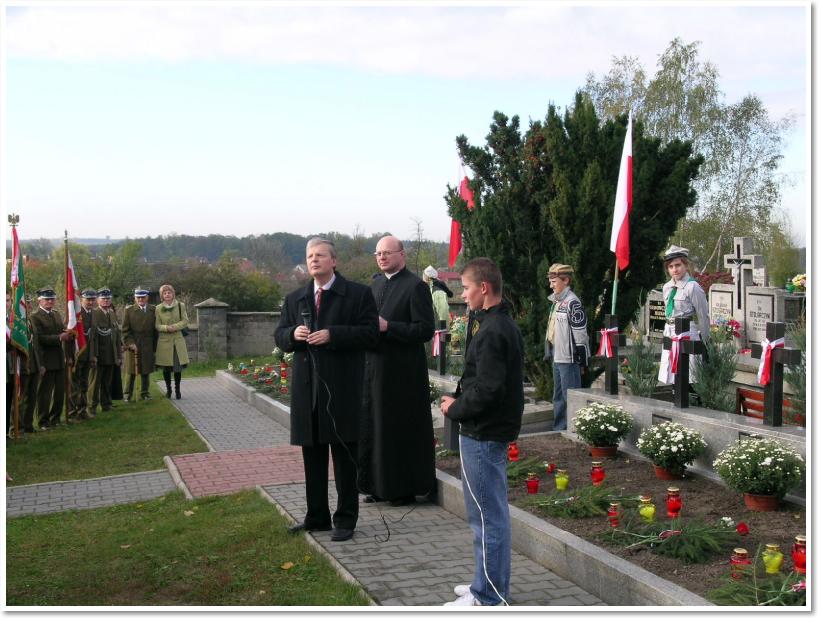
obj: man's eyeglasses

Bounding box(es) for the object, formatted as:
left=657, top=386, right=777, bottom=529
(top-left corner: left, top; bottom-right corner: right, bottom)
left=373, top=250, right=402, bottom=257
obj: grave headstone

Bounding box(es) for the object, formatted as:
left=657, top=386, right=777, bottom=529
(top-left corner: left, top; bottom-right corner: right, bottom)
left=644, top=289, right=666, bottom=341
left=746, top=286, right=806, bottom=347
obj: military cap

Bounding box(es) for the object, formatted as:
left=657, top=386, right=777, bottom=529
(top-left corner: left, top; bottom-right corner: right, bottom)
left=662, top=245, right=689, bottom=263
left=97, top=287, right=112, bottom=298
left=133, top=287, right=150, bottom=297
left=81, top=288, right=98, bottom=299
left=37, top=288, right=57, bottom=299
left=548, top=263, right=574, bottom=276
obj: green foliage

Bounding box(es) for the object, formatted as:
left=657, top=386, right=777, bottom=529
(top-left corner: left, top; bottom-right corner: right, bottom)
left=713, top=438, right=805, bottom=498
left=693, top=330, right=738, bottom=412
left=601, top=516, right=738, bottom=564
left=448, top=94, right=701, bottom=391
left=584, top=38, right=796, bottom=272
left=621, top=340, right=660, bottom=397
left=506, top=456, right=544, bottom=484
left=707, top=545, right=806, bottom=606
left=522, top=485, right=621, bottom=518
left=784, top=314, right=806, bottom=425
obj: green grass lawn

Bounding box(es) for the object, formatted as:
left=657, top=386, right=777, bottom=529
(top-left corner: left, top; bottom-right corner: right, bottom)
left=6, top=489, right=371, bottom=606
left=6, top=382, right=207, bottom=486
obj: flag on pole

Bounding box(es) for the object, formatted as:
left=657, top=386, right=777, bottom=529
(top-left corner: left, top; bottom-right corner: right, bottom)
left=9, top=226, right=30, bottom=357
left=609, top=113, right=633, bottom=271
left=65, top=246, right=87, bottom=355
left=449, top=158, right=475, bottom=268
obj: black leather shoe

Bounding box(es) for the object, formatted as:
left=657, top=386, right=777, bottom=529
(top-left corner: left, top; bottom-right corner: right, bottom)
left=363, top=495, right=383, bottom=504
left=331, top=527, right=354, bottom=541
left=287, top=522, right=332, bottom=535
left=389, top=496, right=416, bottom=507
left=175, top=389, right=181, bottom=400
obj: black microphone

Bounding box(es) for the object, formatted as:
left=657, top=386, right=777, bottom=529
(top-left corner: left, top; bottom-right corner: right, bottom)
left=301, top=309, right=312, bottom=329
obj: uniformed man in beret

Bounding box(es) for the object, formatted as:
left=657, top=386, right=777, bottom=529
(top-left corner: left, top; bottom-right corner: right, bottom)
left=122, top=287, right=157, bottom=401
left=29, top=287, right=72, bottom=429
left=70, top=289, right=97, bottom=420
left=88, top=287, right=121, bottom=414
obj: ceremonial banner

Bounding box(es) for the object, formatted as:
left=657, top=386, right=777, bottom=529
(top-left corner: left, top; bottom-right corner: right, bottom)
left=9, top=226, right=30, bottom=357
left=609, top=113, right=633, bottom=270
left=448, top=158, right=475, bottom=268
left=65, top=246, right=87, bottom=355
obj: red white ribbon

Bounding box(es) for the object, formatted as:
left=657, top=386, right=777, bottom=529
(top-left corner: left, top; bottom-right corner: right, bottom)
left=432, top=330, right=447, bottom=356
left=596, top=327, right=618, bottom=358
left=668, top=332, right=691, bottom=375
left=757, top=337, right=785, bottom=386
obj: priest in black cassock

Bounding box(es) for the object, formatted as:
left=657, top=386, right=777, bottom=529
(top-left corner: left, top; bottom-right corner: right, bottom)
left=359, top=235, right=437, bottom=507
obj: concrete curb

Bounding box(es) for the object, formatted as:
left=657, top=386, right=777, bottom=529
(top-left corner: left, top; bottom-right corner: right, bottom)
left=163, top=455, right=194, bottom=501
left=256, top=485, right=376, bottom=606
left=214, top=370, right=291, bottom=429
left=5, top=469, right=169, bottom=489
left=436, top=470, right=711, bottom=606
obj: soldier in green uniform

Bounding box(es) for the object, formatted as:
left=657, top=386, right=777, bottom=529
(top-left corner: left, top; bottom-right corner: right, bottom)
left=70, top=289, right=97, bottom=420
left=122, top=287, right=157, bottom=401
left=88, top=287, right=121, bottom=414
left=29, top=288, right=72, bottom=429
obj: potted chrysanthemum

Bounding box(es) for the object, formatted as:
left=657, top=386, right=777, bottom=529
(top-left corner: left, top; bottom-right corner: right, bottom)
left=571, top=402, right=633, bottom=457
left=636, top=422, right=707, bottom=480
left=713, top=438, right=805, bottom=511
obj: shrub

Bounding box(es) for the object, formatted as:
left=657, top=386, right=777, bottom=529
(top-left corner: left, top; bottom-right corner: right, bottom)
left=713, top=438, right=805, bottom=498
left=636, top=422, right=707, bottom=474
left=693, top=323, right=738, bottom=412
left=572, top=402, right=633, bottom=447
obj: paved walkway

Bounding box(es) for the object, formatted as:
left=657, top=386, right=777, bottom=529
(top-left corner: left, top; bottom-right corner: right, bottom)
left=6, top=377, right=604, bottom=607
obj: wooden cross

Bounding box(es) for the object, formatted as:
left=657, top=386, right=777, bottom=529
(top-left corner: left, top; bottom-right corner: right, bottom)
left=662, top=317, right=706, bottom=408
left=749, top=322, right=802, bottom=427
left=723, top=237, right=760, bottom=313
left=593, top=314, right=626, bottom=395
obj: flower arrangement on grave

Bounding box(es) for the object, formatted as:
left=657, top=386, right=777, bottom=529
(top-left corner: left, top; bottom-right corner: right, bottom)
left=448, top=313, right=468, bottom=352
left=521, top=485, right=638, bottom=519
left=636, top=422, right=707, bottom=477
left=789, top=273, right=806, bottom=293
left=707, top=543, right=806, bottom=606
left=710, top=316, right=742, bottom=343
left=572, top=402, right=633, bottom=449
left=428, top=381, right=441, bottom=404
left=713, top=438, right=804, bottom=507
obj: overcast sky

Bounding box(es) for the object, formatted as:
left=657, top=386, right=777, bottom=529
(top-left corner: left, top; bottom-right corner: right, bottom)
left=2, top=2, right=810, bottom=247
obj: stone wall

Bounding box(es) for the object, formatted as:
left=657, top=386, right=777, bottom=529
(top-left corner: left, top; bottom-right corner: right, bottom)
left=226, top=312, right=280, bottom=358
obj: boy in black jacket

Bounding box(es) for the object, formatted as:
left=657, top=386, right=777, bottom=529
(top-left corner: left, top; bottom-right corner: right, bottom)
left=440, top=258, right=524, bottom=607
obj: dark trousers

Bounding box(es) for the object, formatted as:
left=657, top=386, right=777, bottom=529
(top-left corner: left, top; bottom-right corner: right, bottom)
left=301, top=441, right=359, bottom=530
left=20, top=372, right=38, bottom=431
left=37, top=369, right=65, bottom=426
left=89, top=364, right=114, bottom=411
left=71, top=362, right=92, bottom=416
left=125, top=374, right=150, bottom=398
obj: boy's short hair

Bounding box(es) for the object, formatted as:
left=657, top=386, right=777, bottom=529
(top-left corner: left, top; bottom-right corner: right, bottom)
left=461, top=258, right=502, bottom=295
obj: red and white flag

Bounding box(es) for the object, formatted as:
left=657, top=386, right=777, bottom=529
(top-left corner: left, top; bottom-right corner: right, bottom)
left=609, top=113, right=633, bottom=271
left=65, top=248, right=87, bottom=355
left=449, top=158, right=475, bottom=268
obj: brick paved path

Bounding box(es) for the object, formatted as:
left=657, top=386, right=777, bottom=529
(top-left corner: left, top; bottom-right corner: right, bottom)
left=5, top=470, right=176, bottom=518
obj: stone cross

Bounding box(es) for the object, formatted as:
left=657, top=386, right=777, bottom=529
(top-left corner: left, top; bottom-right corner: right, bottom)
left=723, top=237, right=764, bottom=315
left=662, top=317, right=706, bottom=408
left=749, top=322, right=802, bottom=427
left=593, top=315, right=626, bottom=395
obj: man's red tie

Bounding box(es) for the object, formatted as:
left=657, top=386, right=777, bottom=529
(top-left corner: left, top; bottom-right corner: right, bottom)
left=315, top=288, right=323, bottom=316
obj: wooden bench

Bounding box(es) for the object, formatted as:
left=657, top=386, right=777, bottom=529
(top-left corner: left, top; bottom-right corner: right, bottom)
left=736, top=387, right=800, bottom=425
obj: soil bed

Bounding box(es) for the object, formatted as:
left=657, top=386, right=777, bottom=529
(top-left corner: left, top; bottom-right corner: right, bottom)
left=436, top=433, right=806, bottom=602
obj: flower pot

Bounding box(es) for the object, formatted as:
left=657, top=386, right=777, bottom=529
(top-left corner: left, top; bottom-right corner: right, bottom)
left=654, top=465, right=684, bottom=480
left=743, top=492, right=779, bottom=512
left=589, top=445, right=618, bottom=458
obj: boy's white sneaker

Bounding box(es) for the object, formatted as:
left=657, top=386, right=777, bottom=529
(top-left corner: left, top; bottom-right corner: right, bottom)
left=444, top=592, right=480, bottom=607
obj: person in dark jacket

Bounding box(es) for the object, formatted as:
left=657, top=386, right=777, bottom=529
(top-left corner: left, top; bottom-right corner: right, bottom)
left=274, top=237, right=379, bottom=543
left=122, top=287, right=157, bottom=401
left=440, top=258, right=524, bottom=607
left=30, top=288, right=72, bottom=429
left=359, top=236, right=436, bottom=507
left=70, top=289, right=97, bottom=419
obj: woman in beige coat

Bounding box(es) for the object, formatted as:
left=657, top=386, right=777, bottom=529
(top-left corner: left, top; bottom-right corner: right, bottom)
left=155, top=284, right=190, bottom=399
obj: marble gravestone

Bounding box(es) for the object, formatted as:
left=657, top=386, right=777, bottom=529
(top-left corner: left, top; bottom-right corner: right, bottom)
left=643, top=289, right=666, bottom=341
left=745, top=286, right=806, bottom=346
left=708, top=236, right=766, bottom=343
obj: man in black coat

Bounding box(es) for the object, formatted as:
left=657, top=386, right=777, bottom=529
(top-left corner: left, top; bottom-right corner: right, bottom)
left=359, top=235, right=436, bottom=506
left=274, top=237, right=379, bottom=542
